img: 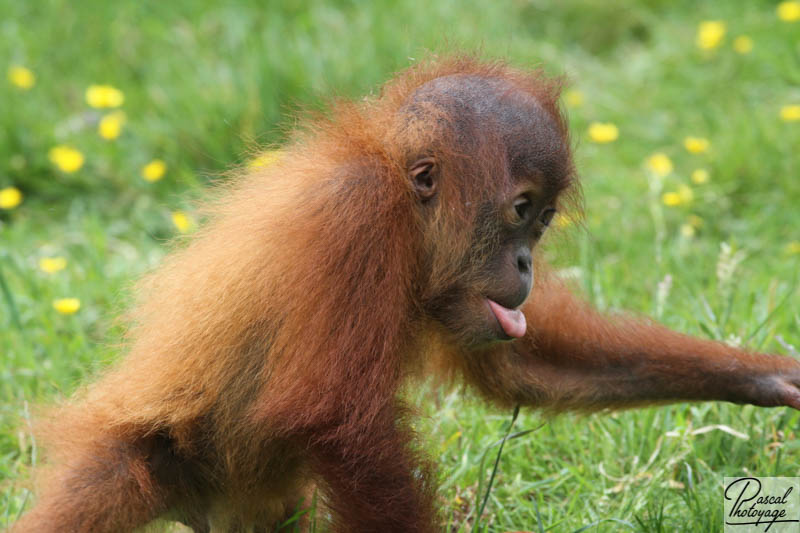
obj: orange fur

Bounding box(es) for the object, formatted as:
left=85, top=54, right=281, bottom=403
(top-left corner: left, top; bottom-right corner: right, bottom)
left=14, top=55, right=800, bottom=533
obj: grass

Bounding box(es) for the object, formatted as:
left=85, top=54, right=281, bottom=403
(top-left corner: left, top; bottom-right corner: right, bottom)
left=2, top=0, right=800, bottom=531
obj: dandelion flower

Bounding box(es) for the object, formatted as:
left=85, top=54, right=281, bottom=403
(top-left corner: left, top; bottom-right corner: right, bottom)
left=53, top=298, right=81, bottom=315
left=248, top=150, right=283, bottom=168
left=8, top=66, right=35, bottom=90
left=691, top=168, right=710, bottom=184
left=785, top=241, right=800, bottom=255
left=39, top=257, right=67, bottom=273
left=733, top=36, right=754, bottom=54
left=98, top=111, right=125, bottom=140
left=646, top=152, right=673, bottom=177
left=697, top=21, right=726, bottom=50
left=780, top=105, right=800, bottom=122
left=662, top=192, right=681, bottom=206
left=0, top=187, right=23, bottom=209
left=678, top=184, right=694, bottom=203
left=680, top=224, right=696, bottom=237
left=555, top=213, right=573, bottom=228
left=687, top=214, right=704, bottom=228
left=587, top=122, right=618, bottom=143
left=777, top=1, right=800, bottom=21
left=564, top=89, right=584, bottom=108
left=142, top=159, right=167, bottom=182
left=663, top=185, right=693, bottom=207
left=85, top=84, right=124, bottom=108
left=48, top=145, right=84, bottom=173
left=171, top=210, right=192, bottom=233
left=684, top=136, right=710, bottom=154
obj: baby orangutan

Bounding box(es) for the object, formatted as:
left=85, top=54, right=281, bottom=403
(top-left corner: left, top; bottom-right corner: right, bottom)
left=14, top=56, right=800, bottom=533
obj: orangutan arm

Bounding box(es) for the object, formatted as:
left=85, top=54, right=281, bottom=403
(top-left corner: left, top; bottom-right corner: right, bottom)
left=463, top=271, right=800, bottom=411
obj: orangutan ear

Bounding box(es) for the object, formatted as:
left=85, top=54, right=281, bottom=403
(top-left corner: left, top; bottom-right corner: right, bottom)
left=408, top=157, right=437, bottom=202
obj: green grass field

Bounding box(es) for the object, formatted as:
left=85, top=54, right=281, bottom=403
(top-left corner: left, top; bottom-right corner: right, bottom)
left=2, top=0, right=799, bottom=531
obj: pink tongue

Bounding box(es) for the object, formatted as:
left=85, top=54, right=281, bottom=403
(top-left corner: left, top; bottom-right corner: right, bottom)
left=487, top=299, right=527, bottom=338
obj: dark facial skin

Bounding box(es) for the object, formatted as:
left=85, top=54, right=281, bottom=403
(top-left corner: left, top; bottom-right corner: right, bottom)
left=406, top=75, right=571, bottom=346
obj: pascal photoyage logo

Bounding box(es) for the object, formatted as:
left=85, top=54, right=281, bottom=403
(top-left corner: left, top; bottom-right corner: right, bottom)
left=724, top=477, right=800, bottom=532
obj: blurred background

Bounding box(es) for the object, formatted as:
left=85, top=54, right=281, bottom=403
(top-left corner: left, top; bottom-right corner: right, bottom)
left=1, top=0, right=799, bottom=531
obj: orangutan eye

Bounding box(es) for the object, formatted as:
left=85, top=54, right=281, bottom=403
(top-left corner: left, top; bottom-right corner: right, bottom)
left=539, top=208, right=557, bottom=226
left=513, top=196, right=532, bottom=221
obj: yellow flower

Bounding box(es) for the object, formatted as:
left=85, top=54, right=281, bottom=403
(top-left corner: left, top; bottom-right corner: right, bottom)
left=780, top=105, right=800, bottom=122
left=678, top=184, right=694, bottom=203
left=777, top=1, right=800, bottom=21
left=142, top=159, right=167, bottom=182
left=555, top=213, right=573, bottom=228
left=8, top=66, right=35, bottom=90
left=98, top=111, right=126, bottom=140
left=48, top=145, right=85, bottom=173
left=687, top=214, right=704, bottom=228
left=680, top=224, right=696, bottom=238
left=691, top=169, right=709, bottom=184
left=39, top=257, right=67, bottom=274
left=697, top=21, right=726, bottom=50
left=564, top=89, right=584, bottom=108
left=248, top=150, right=283, bottom=168
left=53, top=298, right=81, bottom=315
left=678, top=184, right=694, bottom=204
left=662, top=185, right=693, bottom=206
left=0, top=187, right=23, bottom=209
left=785, top=241, right=800, bottom=255
left=587, top=122, right=618, bottom=143
left=646, top=152, right=673, bottom=177
left=732, top=36, right=754, bottom=54
left=85, top=84, right=124, bottom=108
left=171, top=211, right=192, bottom=233
left=684, top=136, right=710, bottom=154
